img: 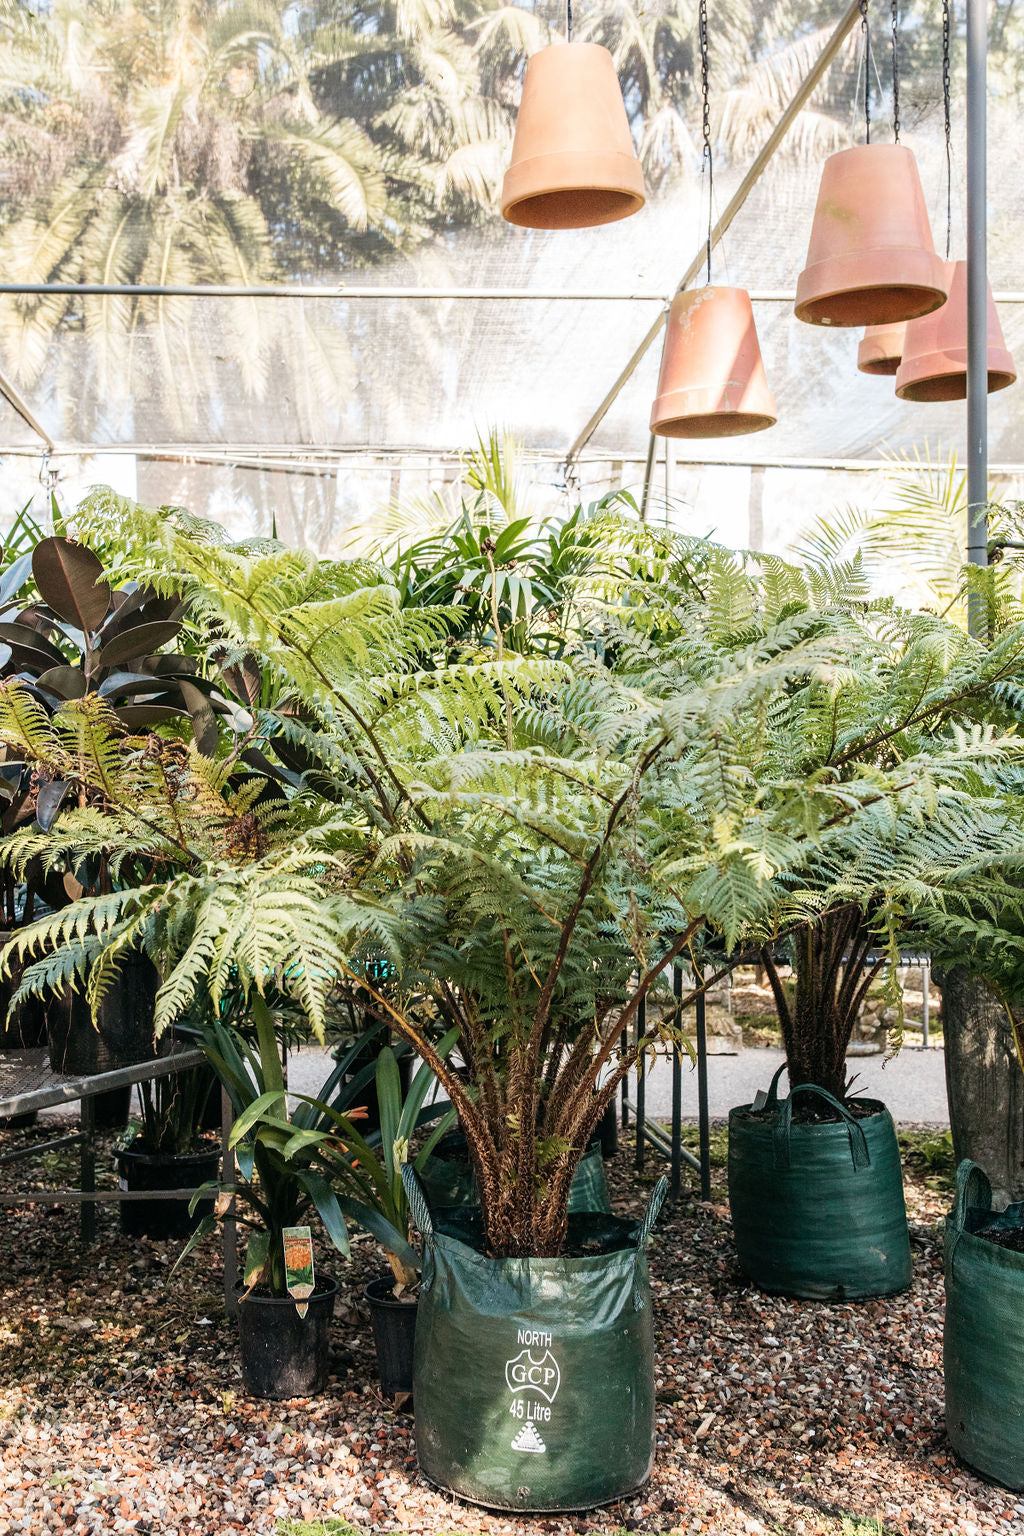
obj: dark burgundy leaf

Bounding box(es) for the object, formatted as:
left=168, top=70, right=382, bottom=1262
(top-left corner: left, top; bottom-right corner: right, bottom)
left=35, top=779, right=70, bottom=832
left=113, top=703, right=186, bottom=729
left=0, top=621, right=66, bottom=668
left=31, top=537, right=111, bottom=633
left=179, top=680, right=219, bottom=756
left=97, top=672, right=166, bottom=701
left=221, top=655, right=262, bottom=708
left=97, top=620, right=182, bottom=669
left=35, top=665, right=87, bottom=700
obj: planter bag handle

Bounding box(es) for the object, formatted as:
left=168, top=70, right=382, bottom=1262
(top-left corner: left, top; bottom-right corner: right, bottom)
left=637, top=1174, right=669, bottom=1249
left=752, top=1062, right=789, bottom=1113
left=632, top=1174, right=669, bottom=1310
left=947, top=1158, right=992, bottom=1269
left=772, top=1083, right=871, bottom=1172
left=401, top=1162, right=434, bottom=1244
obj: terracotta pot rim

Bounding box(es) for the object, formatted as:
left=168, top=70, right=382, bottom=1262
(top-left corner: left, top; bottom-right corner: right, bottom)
left=796, top=242, right=948, bottom=328
left=896, top=360, right=1017, bottom=402
left=651, top=410, right=777, bottom=440
left=501, top=150, right=645, bottom=228
left=858, top=353, right=902, bottom=376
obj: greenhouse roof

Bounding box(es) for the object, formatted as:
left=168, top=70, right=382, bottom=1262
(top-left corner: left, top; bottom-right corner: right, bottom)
left=0, top=1, right=1021, bottom=535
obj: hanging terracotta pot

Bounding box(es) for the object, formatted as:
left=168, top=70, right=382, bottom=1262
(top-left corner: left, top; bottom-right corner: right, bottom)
left=650, top=287, right=776, bottom=439
left=795, top=145, right=947, bottom=328
left=895, top=259, right=1016, bottom=402
left=857, top=322, right=906, bottom=376
left=501, top=43, right=645, bottom=229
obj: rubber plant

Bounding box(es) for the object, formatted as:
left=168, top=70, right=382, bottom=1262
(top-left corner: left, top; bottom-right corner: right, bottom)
left=13, top=491, right=1024, bottom=1261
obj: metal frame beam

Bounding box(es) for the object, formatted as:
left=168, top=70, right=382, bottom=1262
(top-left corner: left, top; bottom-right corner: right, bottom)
left=966, top=0, right=988, bottom=616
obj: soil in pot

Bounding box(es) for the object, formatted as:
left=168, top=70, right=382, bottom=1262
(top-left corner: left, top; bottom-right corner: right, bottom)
left=365, top=1275, right=418, bottom=1398
left=237, top=1278, right=338, bottom=1400
left=115, top=1137, right=220, bottom=1240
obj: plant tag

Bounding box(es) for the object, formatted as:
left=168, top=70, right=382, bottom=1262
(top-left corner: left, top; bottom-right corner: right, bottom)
left=283, top=1226, right=314, bottom=1318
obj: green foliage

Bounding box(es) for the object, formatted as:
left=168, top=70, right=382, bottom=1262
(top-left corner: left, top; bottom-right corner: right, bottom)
left=21, top=489, right=1024, bottom=1257
left=177, top=995, right=353, bottom=1297
left=899, top=1130, right=956, bottom=1193
left=317, top=1039, right=458, bottom=1290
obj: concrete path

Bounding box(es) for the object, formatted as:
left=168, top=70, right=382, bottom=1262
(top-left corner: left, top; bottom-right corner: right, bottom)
left=286, top=1040, right=951, bottom=1127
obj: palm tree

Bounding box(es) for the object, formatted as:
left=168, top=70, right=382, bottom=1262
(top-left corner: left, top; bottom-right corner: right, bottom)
left=0, top=0, right=509, bottom=421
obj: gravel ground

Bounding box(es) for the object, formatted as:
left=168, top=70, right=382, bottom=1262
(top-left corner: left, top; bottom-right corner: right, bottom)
left=0, top=1121, right=1017, bottom=1536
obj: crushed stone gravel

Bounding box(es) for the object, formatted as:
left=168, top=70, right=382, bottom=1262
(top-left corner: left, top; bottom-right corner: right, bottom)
left=0, top=1117, right=1018, bottom=1536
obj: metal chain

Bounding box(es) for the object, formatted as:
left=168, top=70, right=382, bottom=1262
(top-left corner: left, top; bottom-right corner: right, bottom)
left=862, top=0, right=872, bottom=142
left=942, top=0, right=953, bottom=257
left=891, top=0, right=900, bottom=143
left=698, top=0, right=713, bottom=284
left=566, top=0, right=572, bottom=43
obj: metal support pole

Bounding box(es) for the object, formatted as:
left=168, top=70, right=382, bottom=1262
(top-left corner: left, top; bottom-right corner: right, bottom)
left=639, top=433, right=658, bottom=522
left=80, top=1095, right=96, bottom=1245
left=695, top=989, right=712, bottom=1202
left=966, top=0, right=988, bottom=630
left=221, top=1083, right=239, bottom=1316
left=621, top=1027, right=629, bottom=1128
left=921, top=958, right=931, bottom=1049
left=671, top=965, right=683, bottom=1200
left=635, top=996, right=646, bottom=1171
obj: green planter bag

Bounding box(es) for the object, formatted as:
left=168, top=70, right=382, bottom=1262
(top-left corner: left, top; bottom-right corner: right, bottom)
left=945, top=1159, right=1024, bottom=1489
left=419, top=1128, right=611, bottom=1215
left=403, top=1165, right=667, bottom=1512
left=728, top=1071, right=912, bottom=1300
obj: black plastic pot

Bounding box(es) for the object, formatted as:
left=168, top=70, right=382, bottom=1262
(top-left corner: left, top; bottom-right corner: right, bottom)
left=115, top=1138, right=220, bottom=1240
left=365, top=1275, right=418, bottom=1398
left=47, top=952, right=159, bottom=1076
left=0, top=930, right=48, bottom=1050
left=237, top=1279, right=339, bottom=1399
left=90, top=1086, right=133, bottom=1130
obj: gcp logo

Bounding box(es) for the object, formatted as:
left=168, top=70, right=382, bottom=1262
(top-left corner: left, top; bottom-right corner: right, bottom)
left=504, top=1348, right=561, bottom=1403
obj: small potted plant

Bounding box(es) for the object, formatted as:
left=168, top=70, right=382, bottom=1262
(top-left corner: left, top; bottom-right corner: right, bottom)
left=319, top=1038, right=457, bottom=1399
left=179, top=996, right=353, bottom=1400
left=115, top=1061, right=221, bottom=1240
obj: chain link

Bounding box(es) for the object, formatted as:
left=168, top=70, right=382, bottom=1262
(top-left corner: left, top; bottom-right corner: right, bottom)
left=698, top=0, right=713, bottom=283
left=943, top=0, right=953, bottom=258
left=565, top=0, right=572, bottom=44
left=860, top=0, right=871, bottom=143
left=891, top=0, right=900, bottom=143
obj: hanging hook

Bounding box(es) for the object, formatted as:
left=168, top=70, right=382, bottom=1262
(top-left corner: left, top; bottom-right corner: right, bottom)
left=698, top=0, right=713, bottom=285
left=890, top=0, right=900, bottom=143
left=860, top=0, right=872, bottom=143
